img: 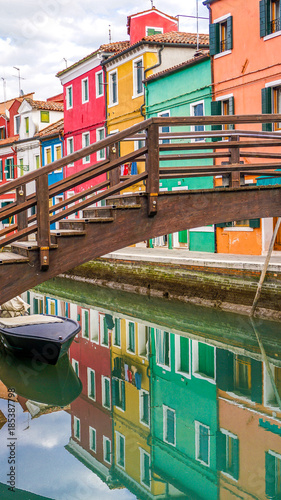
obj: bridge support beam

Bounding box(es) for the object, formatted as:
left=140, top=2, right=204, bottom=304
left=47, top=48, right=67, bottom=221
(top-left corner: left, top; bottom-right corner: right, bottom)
left=146, top=123, right=159, bottom=217
left=36, top=173, right=50, bottom=271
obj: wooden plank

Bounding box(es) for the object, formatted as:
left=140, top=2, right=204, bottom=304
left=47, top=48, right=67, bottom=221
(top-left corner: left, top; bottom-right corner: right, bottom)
left=109, top=142, right=120, bottom=187
left=146, top=122, right=159, bottom=216
left=36, top=174, right=50, bottom=270
left=159, top=139, right=281, bottom=151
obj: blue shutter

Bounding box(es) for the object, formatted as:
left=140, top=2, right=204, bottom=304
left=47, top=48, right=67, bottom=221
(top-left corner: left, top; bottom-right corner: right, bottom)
left=226, top=16, right=233, bottom=50
left=209, top=23, right=220, bottom=55
left=262, top=87, right=273, bottom=131
left=265, top=452, right=276, bottom=497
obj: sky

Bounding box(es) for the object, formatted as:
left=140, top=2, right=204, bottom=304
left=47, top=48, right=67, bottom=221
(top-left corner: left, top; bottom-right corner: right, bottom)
left=0, top=0, right=209, bottom=102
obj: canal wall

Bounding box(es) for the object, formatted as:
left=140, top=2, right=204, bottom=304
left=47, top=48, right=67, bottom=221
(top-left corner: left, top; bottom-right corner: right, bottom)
left=59, top=247, right=281, bottom=321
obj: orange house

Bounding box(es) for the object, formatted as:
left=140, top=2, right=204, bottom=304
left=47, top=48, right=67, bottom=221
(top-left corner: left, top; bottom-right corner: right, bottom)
left=204, top=0, right=281, bottom=255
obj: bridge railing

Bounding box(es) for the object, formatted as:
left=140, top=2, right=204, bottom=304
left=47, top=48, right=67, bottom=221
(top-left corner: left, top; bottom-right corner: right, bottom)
left=1, top=114, right=281, bottom=266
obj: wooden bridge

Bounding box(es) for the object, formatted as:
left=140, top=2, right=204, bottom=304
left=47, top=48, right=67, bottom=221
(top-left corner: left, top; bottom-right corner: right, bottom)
left=1, top=114, right=281, bottom=305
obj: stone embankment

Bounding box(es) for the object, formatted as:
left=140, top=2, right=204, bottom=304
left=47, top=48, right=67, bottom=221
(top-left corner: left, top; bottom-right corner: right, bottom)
left=61, top=247, right=281, bottom=321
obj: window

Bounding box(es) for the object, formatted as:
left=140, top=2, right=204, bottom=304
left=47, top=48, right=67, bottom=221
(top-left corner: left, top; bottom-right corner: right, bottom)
left=217, top=430, right=239, bottom=480
left=35, top=155, right=40, bottom=170
left=82, top=77, right=89, bottom=103
left=140, top=449, right=151, bottom=489
left=211, top=96, right=235, bottom=136
left=146, top=26, right=163, bottom=35
left=265, top=451, right=281, bottom=498
left=87, top=368, right=96, bottom=401
left=116, top=432, right=125, bottom=469
left=96, top=127, right=105, bottom=160
left=158, top=111, right=170, bottom=144
left=264, top=365, right=281, bottom=407
left=1, top=201, right=14, bottom=225
left=163, top=405, right=176, bottom=446
left=82, top=309, right=89, bottom=339
left=66, top=85, right=73, bottom=109
left=138, top=324, right=149, bottom=357
left=175, top=335, right=190, bottom=377
left=25, top=117, right=29, bottom=135
left=193, top=341, right=215, bottom=382
left=72, top=358, right=79, bottom=376
left=102, top=376, right=111, bottom=409
left=191, top=101, right=204, bottom=140
left=133, top=57, right=144, bottom=97
left=89, top=427, right=96, bottom=452
left=262, top=84, right=281, bottom=131
left=40, top=111, right=49, bottom=123
left=0, top=127, right=6, bottom=139
left=113, top=318, right=121, bottom=347
left=90, top=309, right=99, bottom=343
left=55, top=145, right=62, bottom=160
left=109, top=70, right=118, bottom=106
left=45, top=147, right=52, bottom=165
left=195, top=421, right=210, bottom=466
left=14, top=115, right=20, bottom=134
left=67, top=137, right=74, bottom=166
left=82, top=132, right=90, bottom=163
left=33, top=295, right=44, bottom=314
left=103, top=436, right=111, bottom=464
left=74, top=416, right=80, bottom=440
left=127, top=321, right=135, bottom=353
left=112, top=377, right=125, bottom=411
left=0, top=159, right=2, bottom=181
left=100, top=314, right=109, bottom=346
left=210, top=15, right=233, bottom=56
left=140, top=389, right=150, bottom=427
left=4, top=158, right=14, bottom=180
left=155, top=329, right=170, bottom=369
left=96, top=71, right=103, bottom=98
left=260, top=0, right=281, bottom=37
left=234, top=355, right=251, bottom=397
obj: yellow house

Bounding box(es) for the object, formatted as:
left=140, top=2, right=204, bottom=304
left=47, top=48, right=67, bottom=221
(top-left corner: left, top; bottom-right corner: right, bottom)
left=102, top=27, right=209, bottom=192
left=111, top=315, right=166, bottom=496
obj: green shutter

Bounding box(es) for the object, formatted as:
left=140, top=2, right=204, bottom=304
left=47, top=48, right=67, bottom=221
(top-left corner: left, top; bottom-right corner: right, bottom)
left=209, top=23, right=220, bottom=55
left=216, top=222, right=227, bottom=228
left=198, top=343, right=215, bottom=378
left=167, top=409, right=175, bottom=444
left=178, top=230, right=188, bottom=244
left=265, top=452, right=276, bottom=497
left=199, top=425, right=209, bottom=463
left=262, top=87, right=273, bottom=131
left=33, top=298, right=38, bottom=314
left=180, top=336, right=189, bottom=372
left=103, top=316, right=109, bottom=344
left=216, top=349, right=234, bottom=391
left=0, top=159, right=2, bottom=181
left=211, top=101, right=222, bottom=141
left=84, top=310, right=89, bottom=338
left=121, top=381, right=126, bottom=411
left=249, top=218, right=261, bottom=228
left=228, top=96, right=235, bottom=130
left=216, top=431, right=227, bottom=471
left=226, top=16, right=233, bottom=50
left=232, top=438, right=239, bottom=480
left=251, top=359, right=263, bottom=404
left=112, top=378, right=117, bottom=407
left=260, top=0, right=267, bottom=36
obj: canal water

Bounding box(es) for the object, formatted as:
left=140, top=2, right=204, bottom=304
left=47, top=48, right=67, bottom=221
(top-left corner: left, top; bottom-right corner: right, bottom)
left=1, top=276, right=281, bottom=499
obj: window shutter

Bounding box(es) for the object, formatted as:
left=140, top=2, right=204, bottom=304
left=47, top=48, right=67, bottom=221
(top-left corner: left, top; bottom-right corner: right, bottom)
left=167, top=409, right=175, bottom=444
left=260, top=0, right=268, bottom=37
left=249, top=218, right=260, bottom=228
left=211, top=101, right=222, bottom=141
left=112, top=377, right=117, bottom=407
left=261, top=87, right=273, bottom=131
left=84, top=310, right=89, bottom=338
left=265, top=452, right=276, bottom=497
left=216, top=222, right=227, bottom=228
left=226, top=16, right=233, bottom=50
left=232, top=438, right=239, bottom=480
left=251, top=359, right=263, bottom=404
left=0, top=159, right=2, bottom=181
left=216, top=349, right=234, bottom=391
left=216, top=431, right=226, bottom=471
left=209, top=23, right=220, bottom=55
left=228, top=96, right=235, bottom=130
left=121, top=381, right=126, bottom=411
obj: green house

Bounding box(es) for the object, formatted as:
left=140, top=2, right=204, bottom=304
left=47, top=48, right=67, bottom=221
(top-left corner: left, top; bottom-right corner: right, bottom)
left=145, top=53, right=215, bottom=252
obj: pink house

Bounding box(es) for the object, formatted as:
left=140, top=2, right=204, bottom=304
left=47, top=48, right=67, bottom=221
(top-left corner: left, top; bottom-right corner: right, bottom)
left=127, top=7, right=178, bottom=44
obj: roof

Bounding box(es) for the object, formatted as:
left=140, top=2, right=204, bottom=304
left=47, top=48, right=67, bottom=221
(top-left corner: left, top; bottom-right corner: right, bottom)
left=56, top=41, right=130, bottom=78
left=0, top=92, right=35, bottom=115
left=24, top=98, right=64, bottom=112
left=36, top=118, right=64, bottom=138
left=127, top=7, right=178, bottom=22
left=102, top=31, right=209, bottom=65
left=144, top=51, right=210, bottom=82
left=0, top=135, right=19, bottom=147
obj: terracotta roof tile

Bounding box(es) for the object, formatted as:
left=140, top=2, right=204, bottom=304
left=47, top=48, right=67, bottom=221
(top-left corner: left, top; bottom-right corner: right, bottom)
left=0, top=93, right=35, bottom=115
left=24, top=98, right=64, bottom=112
left=145, top=51, right=210, bottom=82
left=0, top=135, right=19, bottom=147
left=36, top=118, right=64, bottom=138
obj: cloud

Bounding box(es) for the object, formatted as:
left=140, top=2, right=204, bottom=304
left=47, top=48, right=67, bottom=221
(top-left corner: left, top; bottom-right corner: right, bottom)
left=0, top=0, right=209, bottom=100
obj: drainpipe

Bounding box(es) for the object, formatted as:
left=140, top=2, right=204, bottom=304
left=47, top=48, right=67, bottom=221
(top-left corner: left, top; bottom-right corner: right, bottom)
left=140, top=44, right=165, bottom=118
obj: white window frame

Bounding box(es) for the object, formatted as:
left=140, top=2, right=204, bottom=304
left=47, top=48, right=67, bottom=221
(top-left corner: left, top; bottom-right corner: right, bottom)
left=190, top=100, right=205, bottom=142
left=87, top=367, right=96, bottom=401
left=14, top=114, right=20, bottom=134
left=73, top=416, right=80, bottom=441
left=213, top=14, right=232, bottom=59
left=82, top=77, right=89, bottom=104
left=195, top=420, right=210, bottom=467
left=139, top=389, right=150, bottom=428
left=175, top=335, right=191, bottom=379
left=82, top=132, right=90, bottom=164
left=163, top=405, right=176, bottom=447
left=192, top=340, right=216, bottom=384
left=96, top=127, right=105, bottom=160
left=90, top=309, right=99, bottom=344
left=146, top=26, right=163, bottom=36
left=54, top=144, right=63, bottom=173
left=96, top=71, right=104, bottom=98
left=115, top=431, right=125, bottom=470
left=126, top=320, right=136, bottom=354
left=67, top=137, right=74, bottom=167
left=220, top=428, right=239, bottom=480
left=99, top=313, right=110, bottom=348
left=139, top=448, right=151, bottom=489
left=133, top=56, right=144, bottom=98
left=138, top=324, right=148, bottom=358
left=113, top=317, right=121, bottom=348
left=109, top=69, right=118, bottom=107
left=81, top=308, right=90, bottom=339
left=72, top=358, right=79, bottom=376
left=4, top=157, right=14, bottom=180
left=158, top=110, right=170, bottom=144
left=155, top=329, right=171, bottom=371
left=89, top=426, right=96, bottom=453
left=44, top=146, right=52, bottom=165
left=103, top=436, right=111, bottom=464
left=66, top=85, right=73, bottom=110
left=102, top=376, right=111, bottom=409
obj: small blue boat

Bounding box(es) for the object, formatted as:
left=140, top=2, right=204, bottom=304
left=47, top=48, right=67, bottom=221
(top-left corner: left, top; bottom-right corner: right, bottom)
left=0, top=314, right=80, bottom=365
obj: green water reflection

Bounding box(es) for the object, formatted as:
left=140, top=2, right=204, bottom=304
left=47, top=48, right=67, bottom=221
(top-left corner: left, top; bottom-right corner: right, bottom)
left=1, top=277, right=281, bottom=499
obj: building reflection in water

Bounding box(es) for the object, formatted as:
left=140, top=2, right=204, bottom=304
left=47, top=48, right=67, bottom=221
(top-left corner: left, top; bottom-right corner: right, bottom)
left=22, top=289, right=281, bottom=499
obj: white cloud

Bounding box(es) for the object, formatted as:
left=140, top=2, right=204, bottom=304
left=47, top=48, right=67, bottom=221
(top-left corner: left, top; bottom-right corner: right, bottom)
left=0, top=0, right=209, bottom=100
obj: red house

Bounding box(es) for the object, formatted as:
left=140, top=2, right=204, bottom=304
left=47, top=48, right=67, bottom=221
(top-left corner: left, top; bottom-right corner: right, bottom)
left=127, top=7, right=178, bottom=44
